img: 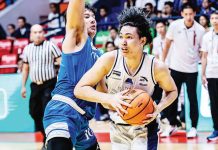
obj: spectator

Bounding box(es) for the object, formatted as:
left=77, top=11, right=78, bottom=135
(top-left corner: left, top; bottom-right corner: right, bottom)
left=144, top=2, right=156, bottom=19
left=0, top=24, right=6, bottom=40
left=199, top=0, right=216, bottom=16
left=161, top=3, right=205, bottom=138
left=198, top=14, right=210, bottom=32
left=6, top=24, right=16, bottom=40
left=152, top=21, right=171, bottom=64
left=201, top=11, right=218, bottom=141
left=97, top=6, right=117, bottom=31
left=14, top=16, right=31, bottom=39
left=105, top=41, right=116, bottom=52
left=160, top=1, right=178, bottom=24
left=162, top=1, right=178, bottom=17
left=46, top=3, right=65, bottom=37
left=106, top=26, right=119, bottom=47
left=144, top=3, right=156, bottom=27
left=157, top=0, right=174, bottom=11
left=21, top=24, right=61, bottom=149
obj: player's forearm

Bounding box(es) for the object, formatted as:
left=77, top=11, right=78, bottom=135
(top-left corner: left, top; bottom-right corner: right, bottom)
left=201, top=53, right=207, bottom=76
left=66, top=0, right=84, bottom=30
left=157, top=89, right=178, bottom=113
left=74, top=86, right=112, bottom=104
left=162, top=39, right=171, bottom=61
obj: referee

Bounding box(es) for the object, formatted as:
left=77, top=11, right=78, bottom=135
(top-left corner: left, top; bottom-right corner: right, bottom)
left=21, top=24, right=61, bottom=147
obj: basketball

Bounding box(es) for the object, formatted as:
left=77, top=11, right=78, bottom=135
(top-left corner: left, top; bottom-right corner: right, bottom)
left=121, top=89, right=155, bottom=125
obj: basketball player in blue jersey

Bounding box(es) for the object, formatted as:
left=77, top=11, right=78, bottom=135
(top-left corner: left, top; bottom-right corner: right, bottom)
left=43, top=0, right=132, bottom=149
left=75, top=7, right=178, bottom=150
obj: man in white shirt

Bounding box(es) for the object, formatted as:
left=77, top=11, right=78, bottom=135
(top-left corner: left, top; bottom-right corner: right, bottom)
left=161, top=2, right=205, bottom=138
left=201, top=11, right=218, bottom=141
left=152, top=20, right=171, bottom=65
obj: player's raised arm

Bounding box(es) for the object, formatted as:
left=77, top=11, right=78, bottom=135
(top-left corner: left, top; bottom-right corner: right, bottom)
left=62, top=0, right=86, bottom=53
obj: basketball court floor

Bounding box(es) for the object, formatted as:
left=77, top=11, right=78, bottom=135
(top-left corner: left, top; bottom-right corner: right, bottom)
left=0, top=120, right=217, bottom=150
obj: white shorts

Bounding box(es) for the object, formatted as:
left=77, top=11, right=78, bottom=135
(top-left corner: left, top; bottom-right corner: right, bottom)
left=110, top=122, right=150, bottom=150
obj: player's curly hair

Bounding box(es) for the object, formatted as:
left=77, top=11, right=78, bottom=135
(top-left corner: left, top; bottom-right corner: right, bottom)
left=85, top=4, right=96, bottom=14
left=118, top=7, right=152, bottom=44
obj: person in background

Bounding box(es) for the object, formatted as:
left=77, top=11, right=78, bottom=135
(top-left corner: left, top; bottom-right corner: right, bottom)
left=105, top=41, right=116, bottom=52
left=201, top=11, right=218, bottom=141
left=0, top=24, right=6, bottom=40
left=199, top=0, right=216, bottom=16
left=198, top=14, right=210, bottom=32
left=161, top=2, right=205, bottom=138
left=21, top=24, right=61, bottom=149
left=14, top=16, right=31, bottom=39
left=106, top=27, right=119, bottom=48
left=47, top=3, right=65, bottom=37
left=6, top=24, right=16, bottom=40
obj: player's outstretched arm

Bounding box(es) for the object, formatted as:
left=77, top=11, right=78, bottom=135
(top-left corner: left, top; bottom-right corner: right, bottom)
left=154, top=60, right=178, bottom=113
left=62, top=0, right=87, bottom=53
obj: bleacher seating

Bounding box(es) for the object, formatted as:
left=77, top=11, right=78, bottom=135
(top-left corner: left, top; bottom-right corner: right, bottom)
left=95, top=31, right=109, bottom=49
left=13, top=38, right=29, bottom=55
left=0, top=54, right=18, bottom=74
left=0, top=39, right=13, bottom=57
left=50, top=35, right=64, bottom=50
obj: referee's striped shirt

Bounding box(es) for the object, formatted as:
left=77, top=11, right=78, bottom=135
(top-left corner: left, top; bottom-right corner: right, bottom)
left=22, top=40, right=61, bottom=83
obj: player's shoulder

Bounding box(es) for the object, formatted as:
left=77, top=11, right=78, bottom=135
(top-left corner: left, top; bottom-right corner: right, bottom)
left=24, top=42, right=34, bottom=51
left=99, top=50, right=118, bottom=61
left=170, top=19, right=182, bottom=27
left=95, top=50, right=118, bottom=72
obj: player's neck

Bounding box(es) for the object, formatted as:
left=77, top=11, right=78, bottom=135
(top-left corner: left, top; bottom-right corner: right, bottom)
left=125, top=51, right=143, bottom=75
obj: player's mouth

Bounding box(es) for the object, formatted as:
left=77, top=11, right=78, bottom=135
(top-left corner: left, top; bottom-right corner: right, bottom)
left=90, top=25, right=96, bottom=30
left=121, top=47, right=128, bottom=53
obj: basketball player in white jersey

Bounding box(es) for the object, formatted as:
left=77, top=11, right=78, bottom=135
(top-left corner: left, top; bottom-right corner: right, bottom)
left=74, top=7, right=178, bottom=150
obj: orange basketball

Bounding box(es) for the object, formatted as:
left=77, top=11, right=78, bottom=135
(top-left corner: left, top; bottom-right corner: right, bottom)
left=121, top=89, right=155, bottom=125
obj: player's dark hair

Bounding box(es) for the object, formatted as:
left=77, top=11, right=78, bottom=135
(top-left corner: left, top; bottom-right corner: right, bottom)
left=181, top=2, right=196, bottom=12
left=118, top=7, right=152, bottom=44
left=85, top=4, right=96, bottom=14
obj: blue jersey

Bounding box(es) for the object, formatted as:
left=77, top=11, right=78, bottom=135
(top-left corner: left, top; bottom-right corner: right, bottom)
left=52, top=37, right=101, bottom=118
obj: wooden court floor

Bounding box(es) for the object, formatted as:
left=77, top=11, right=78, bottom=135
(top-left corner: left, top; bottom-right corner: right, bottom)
left=0, top=121, right=217, bottom=150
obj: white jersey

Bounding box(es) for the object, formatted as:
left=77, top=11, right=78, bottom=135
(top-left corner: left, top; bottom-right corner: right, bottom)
left=166, top=19, right=205, bottom=73
left=106, top=50, right=156, bottom=124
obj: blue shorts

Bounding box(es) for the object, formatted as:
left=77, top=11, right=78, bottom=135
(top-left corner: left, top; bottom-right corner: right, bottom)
left=43, top=100, right=97, bottom=149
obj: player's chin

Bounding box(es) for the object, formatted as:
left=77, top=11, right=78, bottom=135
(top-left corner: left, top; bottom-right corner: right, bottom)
left=121, top=50, right=129, bottom=57
left=88, top=29, right=96, bottom=37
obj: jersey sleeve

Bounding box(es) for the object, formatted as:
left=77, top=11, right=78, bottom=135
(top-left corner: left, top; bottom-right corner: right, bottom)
left=166, top=22, right=175, bottom=40
left=201, top=34, right=208, bottom=52
left=22, top=46, right=29, bottom=64
left=50, top=41, right=62, bottom=58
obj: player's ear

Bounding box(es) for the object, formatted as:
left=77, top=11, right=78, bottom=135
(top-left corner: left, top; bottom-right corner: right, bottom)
left=141, top=37, right=147, bottom=45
